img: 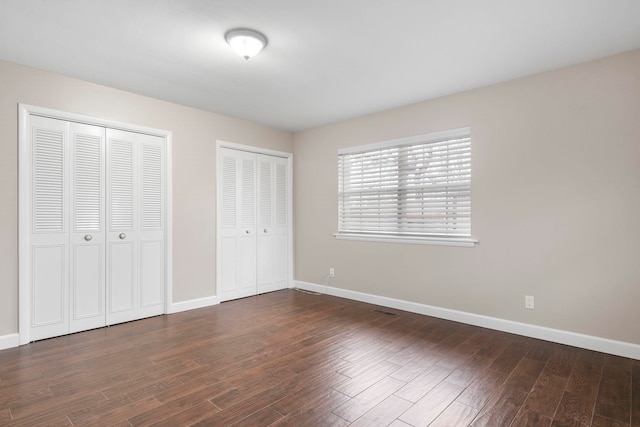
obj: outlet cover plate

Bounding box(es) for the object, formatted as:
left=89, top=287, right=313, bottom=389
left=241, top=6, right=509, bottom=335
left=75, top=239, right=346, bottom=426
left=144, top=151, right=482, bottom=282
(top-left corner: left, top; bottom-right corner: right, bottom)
left=525, top=295, right=535, bottom=310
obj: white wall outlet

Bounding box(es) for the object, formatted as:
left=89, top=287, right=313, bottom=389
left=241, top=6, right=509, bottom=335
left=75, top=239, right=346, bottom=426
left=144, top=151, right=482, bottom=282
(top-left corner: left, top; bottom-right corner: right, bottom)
left=525, top=295, right=535, bottom=310
left=329, top=267, right=335, bottom=277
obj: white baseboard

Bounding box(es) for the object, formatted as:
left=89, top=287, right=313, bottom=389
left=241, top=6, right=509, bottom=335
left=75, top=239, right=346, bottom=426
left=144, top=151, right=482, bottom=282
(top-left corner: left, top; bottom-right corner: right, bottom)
left=0, top=298, right=221, bottom=352
left=293, top=280, right=640, bottom=360
left=168, top=295, right=219, bottom=314
left=0, top=333, right=20, bottom=351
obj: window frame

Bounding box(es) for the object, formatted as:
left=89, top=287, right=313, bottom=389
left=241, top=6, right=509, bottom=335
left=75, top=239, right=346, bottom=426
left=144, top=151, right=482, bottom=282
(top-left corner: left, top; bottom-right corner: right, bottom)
left=335, top=128, right=477, bottom=247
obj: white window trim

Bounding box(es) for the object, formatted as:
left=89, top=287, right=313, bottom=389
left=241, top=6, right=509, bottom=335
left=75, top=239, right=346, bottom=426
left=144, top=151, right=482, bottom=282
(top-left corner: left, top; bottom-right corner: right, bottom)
left=337, top=128, right=470, bottom=155
left=336, top=127, right=477, bottom=247
left=334, top=232, right=477, bottom=247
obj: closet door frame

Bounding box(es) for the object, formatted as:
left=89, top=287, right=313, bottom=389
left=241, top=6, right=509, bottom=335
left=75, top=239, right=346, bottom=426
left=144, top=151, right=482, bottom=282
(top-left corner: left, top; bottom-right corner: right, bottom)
left=215, top=140, right=293, bottom=300
left=18, top=104, right=173, bottom=345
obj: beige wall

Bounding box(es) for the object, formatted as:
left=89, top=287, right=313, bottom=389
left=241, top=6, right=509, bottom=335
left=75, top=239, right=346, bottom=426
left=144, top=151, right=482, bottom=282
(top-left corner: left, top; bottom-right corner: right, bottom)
left=294, top=49, right=640, bottom=345
left=3, top=49, right=640, bottom=347
left=0, top=60, right=293, bottom=336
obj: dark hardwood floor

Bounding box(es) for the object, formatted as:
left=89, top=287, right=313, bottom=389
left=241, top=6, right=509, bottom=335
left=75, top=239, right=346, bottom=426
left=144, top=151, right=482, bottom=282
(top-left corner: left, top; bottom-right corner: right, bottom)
left=1, top=289, right=638, bottom=426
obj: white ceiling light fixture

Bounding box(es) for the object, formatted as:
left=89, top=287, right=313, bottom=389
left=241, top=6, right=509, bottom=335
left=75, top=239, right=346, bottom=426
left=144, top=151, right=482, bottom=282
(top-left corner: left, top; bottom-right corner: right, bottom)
left=225, top=28, right=268, bottom=60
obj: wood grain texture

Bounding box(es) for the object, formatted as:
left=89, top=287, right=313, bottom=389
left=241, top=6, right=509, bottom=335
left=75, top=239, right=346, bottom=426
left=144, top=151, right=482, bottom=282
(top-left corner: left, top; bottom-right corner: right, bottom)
left=552, top=350, right=605, bottom=427
left=399, top=380, right=464, bottom=427
left=632, top=362, right=640, bottom=427
left=0, top=289, right=636, bottom=426
left=594, top=355, right=632, bottom=424
left=429, top=401, right=479, bottom=427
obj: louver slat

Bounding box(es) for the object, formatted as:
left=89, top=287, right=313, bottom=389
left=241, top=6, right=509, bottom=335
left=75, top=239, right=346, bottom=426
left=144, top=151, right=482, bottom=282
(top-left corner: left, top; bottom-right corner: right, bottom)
left=34, top=128, right=64, bottom=233
left=74, top=133, right=102, bottom=231
left=110, top=140, right=134, bottom=230
left=222, top=156, right=237, bottom=228
left=241, top=159, right=255, bottom=228
left=259, top=160, right=271, bottom=227
left=142, top=144, right=163, bottom=230
left=275, top=163, right=287, bottom=226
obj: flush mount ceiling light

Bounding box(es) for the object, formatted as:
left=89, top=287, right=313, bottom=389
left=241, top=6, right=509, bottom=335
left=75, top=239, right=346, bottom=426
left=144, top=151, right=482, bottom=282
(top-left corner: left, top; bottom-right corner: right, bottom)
left=225, top=28, right=268, bottom=60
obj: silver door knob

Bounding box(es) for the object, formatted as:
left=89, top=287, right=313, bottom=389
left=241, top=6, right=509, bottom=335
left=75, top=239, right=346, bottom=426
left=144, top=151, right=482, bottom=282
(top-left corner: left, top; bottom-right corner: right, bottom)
left=245, top=230, right=250, bottom=234
left=84, top=234, right=92, bottom=241
left=264, top=228, right=268, bottom=233
left=119, top=233, right=126, bottom=240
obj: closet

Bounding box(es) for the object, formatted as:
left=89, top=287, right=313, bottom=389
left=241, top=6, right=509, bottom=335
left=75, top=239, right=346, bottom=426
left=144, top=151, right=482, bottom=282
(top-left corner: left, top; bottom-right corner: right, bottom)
left=21, top=110, right=168, bottom=342
left=217, top=146, right=291, bottom=301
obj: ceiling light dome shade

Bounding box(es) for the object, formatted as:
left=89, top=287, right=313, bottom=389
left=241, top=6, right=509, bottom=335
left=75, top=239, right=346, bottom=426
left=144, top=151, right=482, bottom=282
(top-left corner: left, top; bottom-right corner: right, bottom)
left=225, top=28, right=267, bottom=60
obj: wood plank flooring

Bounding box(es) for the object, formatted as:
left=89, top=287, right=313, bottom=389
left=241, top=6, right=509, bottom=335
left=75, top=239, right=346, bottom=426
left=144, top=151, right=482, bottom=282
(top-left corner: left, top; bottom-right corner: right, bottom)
left=0, top=289, right=638, bottom=426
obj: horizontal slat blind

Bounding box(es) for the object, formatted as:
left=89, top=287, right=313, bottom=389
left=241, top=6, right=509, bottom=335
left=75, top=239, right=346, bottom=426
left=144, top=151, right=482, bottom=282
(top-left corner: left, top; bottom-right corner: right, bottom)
left=338, top=130, right=471, bottom=238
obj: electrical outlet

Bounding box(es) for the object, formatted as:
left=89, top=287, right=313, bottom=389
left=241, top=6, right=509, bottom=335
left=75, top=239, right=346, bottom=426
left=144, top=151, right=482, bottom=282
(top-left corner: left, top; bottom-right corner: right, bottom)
left=525, top=295, right=535, bottom=310
left=329, top=267, right=335, bottom=277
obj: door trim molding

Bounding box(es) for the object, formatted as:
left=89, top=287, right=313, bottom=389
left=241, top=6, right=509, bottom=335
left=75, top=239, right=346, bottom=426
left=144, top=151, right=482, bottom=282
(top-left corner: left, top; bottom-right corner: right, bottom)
left=18, top=104, right=173, bottom=345
left=215, top=140, right=294, bottom=302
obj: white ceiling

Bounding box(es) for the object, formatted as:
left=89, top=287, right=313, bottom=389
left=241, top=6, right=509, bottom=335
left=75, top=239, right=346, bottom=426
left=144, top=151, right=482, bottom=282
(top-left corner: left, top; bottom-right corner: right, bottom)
left=2, top=0, right=640, bottom=132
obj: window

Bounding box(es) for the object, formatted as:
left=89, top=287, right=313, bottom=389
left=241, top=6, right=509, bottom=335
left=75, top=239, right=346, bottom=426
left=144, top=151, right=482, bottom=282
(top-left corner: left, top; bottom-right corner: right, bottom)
left=336, top=128, right=476, bottom=247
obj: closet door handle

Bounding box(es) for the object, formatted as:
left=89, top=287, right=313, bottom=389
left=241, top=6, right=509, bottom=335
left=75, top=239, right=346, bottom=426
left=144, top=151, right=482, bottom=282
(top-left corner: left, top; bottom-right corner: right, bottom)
left=119, top=233, right=126, bottom=240
left=84, top=234, right=93, bottom=241
left=245, top=230, right=250, bottom=234
left=264, top=228, right=268, bottom=234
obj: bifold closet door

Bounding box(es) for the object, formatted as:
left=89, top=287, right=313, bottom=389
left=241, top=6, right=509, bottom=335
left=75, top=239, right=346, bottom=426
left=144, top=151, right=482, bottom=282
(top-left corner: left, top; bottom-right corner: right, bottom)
left=28, top=116, right=165, bottom=341
left=218, top=148, right=289, bottom=302
left=69, top=122, right=107, bottom=333
left=29, top=116, right=107, bottom=340
left=256, top=154, right=288, bottom=294
left=106, top=129, right=165, bottom=325
left=219, top=148, right=258, bottom=301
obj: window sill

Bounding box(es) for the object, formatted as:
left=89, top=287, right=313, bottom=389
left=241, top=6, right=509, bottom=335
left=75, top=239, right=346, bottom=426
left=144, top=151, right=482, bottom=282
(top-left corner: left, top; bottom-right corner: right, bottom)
left=334, top=232, right=478, bottom=247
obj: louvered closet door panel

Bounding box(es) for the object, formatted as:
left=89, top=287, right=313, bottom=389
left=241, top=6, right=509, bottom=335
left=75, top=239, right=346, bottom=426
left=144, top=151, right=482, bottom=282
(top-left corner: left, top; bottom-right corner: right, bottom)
left=29, top=116, right=70, bottom=340
left=238, top=154, right=257, bottom=294
left=220, top=152, right=238, bottom=296
left=137, top=133, right=165, bottom=317
left=106, top=129, right=138, bottom=324
left=24, top=111, right=168, bottom=342
left=106, top=129, right=166, bottom=324
left=257, top=154, right=289, bottom=294
left=69, top=122, right=106, bottom=333
left=218, top=148, right=257, bottom=301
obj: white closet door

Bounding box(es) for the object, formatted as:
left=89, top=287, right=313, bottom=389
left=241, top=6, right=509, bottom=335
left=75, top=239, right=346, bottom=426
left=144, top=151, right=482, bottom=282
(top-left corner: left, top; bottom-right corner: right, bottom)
left=138, top=133, right=166, bottom=318
left=21, top=107, right=169, bottom=343
left=106, top=129, right=137, bottom=324
left=219, top=148, right=258, bottom=301
left=29, top=119, right=108, bottom=339
left=218, top=147, right=290, bottom=302
left=256, top=154, right=289, bottom=294
left=106, top=129, right=165, bottom=324
left=29, top=116, right=70, bottom=341
left=69, top=122, right=106, bottom=333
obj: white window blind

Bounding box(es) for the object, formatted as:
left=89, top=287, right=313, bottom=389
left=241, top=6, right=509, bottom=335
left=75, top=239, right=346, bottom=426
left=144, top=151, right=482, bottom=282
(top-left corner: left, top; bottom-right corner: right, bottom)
left=337, top=128, right=474, bottom=245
